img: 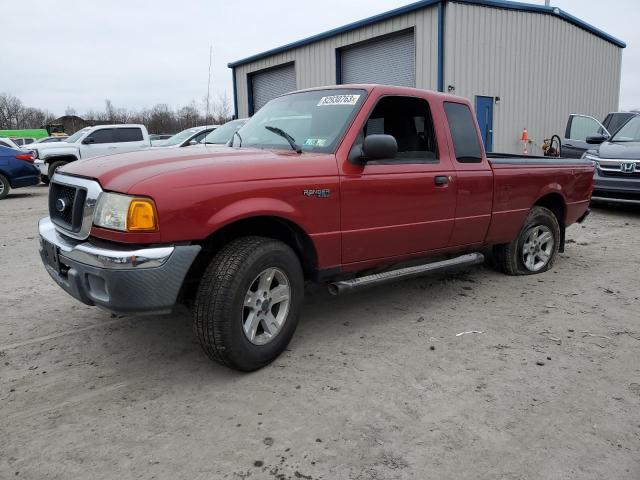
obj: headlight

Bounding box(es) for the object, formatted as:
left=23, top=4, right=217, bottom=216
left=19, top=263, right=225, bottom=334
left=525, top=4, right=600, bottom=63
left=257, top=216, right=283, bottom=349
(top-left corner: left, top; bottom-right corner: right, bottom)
left=94, top=193, right=158, bottom=232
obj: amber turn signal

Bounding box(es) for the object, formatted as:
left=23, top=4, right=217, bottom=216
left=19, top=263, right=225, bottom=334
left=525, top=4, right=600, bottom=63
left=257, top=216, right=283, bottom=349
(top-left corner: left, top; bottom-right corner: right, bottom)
left=127, top=198, right=158, bottom=231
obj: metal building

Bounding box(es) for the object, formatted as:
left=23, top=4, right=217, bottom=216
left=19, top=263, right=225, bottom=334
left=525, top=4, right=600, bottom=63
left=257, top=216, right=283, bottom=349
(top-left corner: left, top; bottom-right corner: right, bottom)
left=228, top=0, right=625, bottom=154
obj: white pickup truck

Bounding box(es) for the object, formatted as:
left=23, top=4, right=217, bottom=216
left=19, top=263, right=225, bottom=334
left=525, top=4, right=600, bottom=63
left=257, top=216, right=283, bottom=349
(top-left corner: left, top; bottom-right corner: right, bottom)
left=33, top=124, right=151, bottom=183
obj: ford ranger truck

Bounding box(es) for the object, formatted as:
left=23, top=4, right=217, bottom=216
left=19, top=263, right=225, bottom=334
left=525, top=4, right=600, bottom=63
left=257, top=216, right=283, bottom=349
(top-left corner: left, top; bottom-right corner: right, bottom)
left=38, top=85, right=594, bottom=371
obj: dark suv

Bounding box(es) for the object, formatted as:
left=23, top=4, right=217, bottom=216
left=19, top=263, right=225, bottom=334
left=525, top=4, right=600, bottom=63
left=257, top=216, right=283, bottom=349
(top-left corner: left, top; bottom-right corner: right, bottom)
left=583, top=114, right=640, bottom=205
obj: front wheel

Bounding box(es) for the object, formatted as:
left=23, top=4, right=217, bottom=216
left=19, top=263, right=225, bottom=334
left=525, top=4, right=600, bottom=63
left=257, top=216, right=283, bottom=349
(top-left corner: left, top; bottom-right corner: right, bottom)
left=193, top=236, right=304, bottom=371
left=494, top=206, right=561, bottom=275
left=0, top=174, right=10, bottom=200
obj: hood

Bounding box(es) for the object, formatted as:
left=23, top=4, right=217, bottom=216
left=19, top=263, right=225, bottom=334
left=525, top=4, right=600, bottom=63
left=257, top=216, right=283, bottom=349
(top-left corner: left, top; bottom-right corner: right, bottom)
left=33, top=141, right=76, bottom=152
left=596, top=141, right=640, bottom=160
left=60, top=146, right=336, bottom=193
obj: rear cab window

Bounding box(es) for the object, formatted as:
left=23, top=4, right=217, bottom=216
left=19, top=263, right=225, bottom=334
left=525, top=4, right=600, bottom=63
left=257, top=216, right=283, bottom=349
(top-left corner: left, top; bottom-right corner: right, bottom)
left=444, top=102, right=483, bottom=163
left=114, top=128, right=144, bottom=142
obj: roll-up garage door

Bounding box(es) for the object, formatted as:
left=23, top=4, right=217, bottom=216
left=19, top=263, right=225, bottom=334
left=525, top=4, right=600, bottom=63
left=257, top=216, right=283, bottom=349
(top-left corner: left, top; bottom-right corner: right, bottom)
left=250, top=63, right=296, bottom=113
left=341, top=29, right=415, bottom=87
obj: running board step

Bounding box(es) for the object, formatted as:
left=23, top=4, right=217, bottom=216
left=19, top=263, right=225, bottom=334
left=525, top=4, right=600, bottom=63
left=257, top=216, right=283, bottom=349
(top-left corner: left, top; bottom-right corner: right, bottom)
left=328, top=252, right=484, bottom=296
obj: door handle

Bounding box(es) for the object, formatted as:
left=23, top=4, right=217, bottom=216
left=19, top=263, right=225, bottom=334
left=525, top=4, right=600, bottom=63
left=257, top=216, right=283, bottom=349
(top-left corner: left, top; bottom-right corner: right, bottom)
left=434, top=175, right=449, bottom=186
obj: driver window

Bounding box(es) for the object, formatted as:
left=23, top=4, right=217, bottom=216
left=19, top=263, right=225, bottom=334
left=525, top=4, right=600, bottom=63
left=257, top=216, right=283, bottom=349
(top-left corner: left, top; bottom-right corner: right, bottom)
left=87, top=129, right=114, bottom=144
left=567, top=116, right=602, bottom=141
left=357, top=96, right=438, bottom=162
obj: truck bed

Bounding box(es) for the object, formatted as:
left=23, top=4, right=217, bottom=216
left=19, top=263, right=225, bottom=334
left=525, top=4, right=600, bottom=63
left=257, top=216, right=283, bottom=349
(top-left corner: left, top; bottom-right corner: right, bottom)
left=487, top=153, right=593, bottom=166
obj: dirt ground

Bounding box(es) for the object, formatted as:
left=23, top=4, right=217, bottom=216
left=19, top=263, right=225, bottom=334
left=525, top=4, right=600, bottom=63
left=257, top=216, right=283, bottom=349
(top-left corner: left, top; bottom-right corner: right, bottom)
left=1, top=185, right=639, bottom=480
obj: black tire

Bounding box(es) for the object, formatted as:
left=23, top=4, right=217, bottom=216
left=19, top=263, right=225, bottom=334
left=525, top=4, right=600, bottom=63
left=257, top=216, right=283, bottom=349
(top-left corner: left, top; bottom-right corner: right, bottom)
left=48, top=161, right=68, bottom=179
left=0, top=174, right=10, bottom=200
left=193, top=236, right=304, bottom=371
left=41, top=175, right=50, bottom=185
left=494, top=206, right=560, bottom=276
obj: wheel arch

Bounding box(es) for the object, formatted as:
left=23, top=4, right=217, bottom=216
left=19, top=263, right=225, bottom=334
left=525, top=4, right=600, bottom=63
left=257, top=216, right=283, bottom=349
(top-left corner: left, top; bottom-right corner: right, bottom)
left=44, top=154, right=78, bottom=165
left=533, top=192, right=567, bottom=252
left=181, top=215, right=319, bottom=305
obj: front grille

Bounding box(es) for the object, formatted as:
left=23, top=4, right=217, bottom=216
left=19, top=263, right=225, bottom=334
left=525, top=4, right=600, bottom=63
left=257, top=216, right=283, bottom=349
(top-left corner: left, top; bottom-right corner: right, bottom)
left=49, top=182, right=87, bottom=233
left=600, top=169, right=640, bottom=178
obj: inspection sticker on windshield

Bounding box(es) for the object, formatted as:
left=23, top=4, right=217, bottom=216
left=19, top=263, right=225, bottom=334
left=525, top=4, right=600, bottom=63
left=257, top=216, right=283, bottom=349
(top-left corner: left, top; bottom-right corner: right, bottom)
left=317, top=94, right=360, bottom=106
left=304, top=138, right=328, bottom=147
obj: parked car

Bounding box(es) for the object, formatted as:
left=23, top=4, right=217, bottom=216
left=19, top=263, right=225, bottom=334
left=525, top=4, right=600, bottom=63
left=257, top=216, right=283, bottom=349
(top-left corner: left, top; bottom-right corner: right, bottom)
left=0, top=146, right=40, bottom=199
left=11, top=137, right=37, bottom=147
left=0, top=137, right=21, bottom=149
left=149, top=134, right=173, bottom=142
left=32, top=124, right=151, bottom=183
left=199, top=118, right=247, bottom=145
left=151, top=125, right=218, bottom=148
left=562, top=112, right=639, bottom=158
left=582, top=114, right=640, bottom=204
left=20, top=136, right=69, bottom=148
left=38, top=84, right=593, bottom=371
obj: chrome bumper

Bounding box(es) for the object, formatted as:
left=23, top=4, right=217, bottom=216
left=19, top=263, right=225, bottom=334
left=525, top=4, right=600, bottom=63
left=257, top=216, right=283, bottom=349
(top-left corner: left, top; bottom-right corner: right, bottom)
left=38, top=217, right=201, bottom=315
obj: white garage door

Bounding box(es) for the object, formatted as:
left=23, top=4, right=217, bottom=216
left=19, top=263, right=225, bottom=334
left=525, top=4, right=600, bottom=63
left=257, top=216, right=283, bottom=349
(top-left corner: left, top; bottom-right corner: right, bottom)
left=341, top=30, right=415, bottom=87
left=251, top=63, right=297, bottom=113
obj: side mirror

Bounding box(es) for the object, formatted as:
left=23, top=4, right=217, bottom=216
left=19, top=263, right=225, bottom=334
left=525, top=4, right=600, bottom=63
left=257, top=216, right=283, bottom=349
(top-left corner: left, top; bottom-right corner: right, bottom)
left=349, top=134, right=398, bottom=163
left=586, top=134, right=608, bottom=145
left=188, top=139, right=199, bottom=145
left=82, top=137, right=95, bottom=144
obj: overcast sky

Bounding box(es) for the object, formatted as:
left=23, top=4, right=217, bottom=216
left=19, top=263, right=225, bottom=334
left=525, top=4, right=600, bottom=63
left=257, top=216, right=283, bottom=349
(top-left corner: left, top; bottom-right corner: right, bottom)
left=3, top=0, right=637, bottom=116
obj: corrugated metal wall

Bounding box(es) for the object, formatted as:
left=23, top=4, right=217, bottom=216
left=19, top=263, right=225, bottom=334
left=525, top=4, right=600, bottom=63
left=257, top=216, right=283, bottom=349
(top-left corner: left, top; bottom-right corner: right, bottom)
left=233, top=7, right=439, bottom=118
left=444, top=2, right=622, bottom=154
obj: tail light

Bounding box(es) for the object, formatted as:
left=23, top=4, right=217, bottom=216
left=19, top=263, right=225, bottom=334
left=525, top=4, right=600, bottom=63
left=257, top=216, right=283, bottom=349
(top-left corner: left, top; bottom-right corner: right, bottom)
left=15, top=153, right=35, bottom=163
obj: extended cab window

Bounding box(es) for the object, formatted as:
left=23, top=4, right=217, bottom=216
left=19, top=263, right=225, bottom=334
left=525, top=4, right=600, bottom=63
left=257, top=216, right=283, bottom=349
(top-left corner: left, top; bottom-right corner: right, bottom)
left=357, top=96, right=437, bottom=162
left=444, top=102, right=482, bottom=163
left=114, top=128, right=143, bottom=142
left=87, top=129, right=114, bottom=144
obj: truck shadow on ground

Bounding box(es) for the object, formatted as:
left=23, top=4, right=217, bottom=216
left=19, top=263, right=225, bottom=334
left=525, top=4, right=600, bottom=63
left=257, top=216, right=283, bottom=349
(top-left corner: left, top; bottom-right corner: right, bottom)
left=91, top=265, right=493, bottom=382
left=591, top=202, right=640, bottom=217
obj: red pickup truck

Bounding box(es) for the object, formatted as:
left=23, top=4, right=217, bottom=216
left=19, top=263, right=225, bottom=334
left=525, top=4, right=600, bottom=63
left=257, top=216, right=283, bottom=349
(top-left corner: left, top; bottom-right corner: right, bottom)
left=39, top=85, right=594, bottom=371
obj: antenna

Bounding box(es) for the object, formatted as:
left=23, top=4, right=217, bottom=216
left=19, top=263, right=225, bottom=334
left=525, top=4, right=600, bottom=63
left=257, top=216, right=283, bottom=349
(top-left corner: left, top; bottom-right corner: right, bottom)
left=206, top=45, right=213, bottom=128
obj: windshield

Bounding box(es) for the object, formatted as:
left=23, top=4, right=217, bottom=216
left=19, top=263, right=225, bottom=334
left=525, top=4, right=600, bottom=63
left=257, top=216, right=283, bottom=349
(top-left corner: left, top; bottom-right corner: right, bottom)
left=163, top=128, right=205, bottom=146
left=65, top=128, right=91, bottom=143
left=203, top=119, right=247, bottom=144
left=232, top=89, right=366, bottom=153
left=611, top=116, right=640, bottom=142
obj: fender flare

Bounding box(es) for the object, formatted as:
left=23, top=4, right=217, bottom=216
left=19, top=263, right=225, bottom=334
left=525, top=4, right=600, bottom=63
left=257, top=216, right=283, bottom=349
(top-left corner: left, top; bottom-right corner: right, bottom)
left=204, top=197, right=308, bottom=235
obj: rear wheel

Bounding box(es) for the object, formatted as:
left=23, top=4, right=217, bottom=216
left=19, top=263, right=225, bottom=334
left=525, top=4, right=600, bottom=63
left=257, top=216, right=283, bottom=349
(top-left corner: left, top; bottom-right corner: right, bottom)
left=193, top=236, right=304, bottom=371
left=48, top=161, right=68, bottom=180
left=0, top=174, right=10, bottom=199
left=494, top=206, right=560, bottom=275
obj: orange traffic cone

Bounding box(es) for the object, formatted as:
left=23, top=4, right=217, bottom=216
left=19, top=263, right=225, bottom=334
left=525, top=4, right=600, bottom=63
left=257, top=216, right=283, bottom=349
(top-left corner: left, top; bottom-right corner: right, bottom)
left=521, top=128, right=529, bottom=155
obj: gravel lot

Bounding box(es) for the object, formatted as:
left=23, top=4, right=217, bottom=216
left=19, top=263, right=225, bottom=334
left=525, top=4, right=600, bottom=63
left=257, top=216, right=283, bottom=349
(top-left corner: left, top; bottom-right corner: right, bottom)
left=1, top=186, right=639, bottom=480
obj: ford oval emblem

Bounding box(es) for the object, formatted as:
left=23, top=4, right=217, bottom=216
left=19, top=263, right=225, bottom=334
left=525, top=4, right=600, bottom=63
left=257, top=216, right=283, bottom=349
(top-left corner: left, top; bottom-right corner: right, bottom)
left=56, top=198, right=67, bottom=212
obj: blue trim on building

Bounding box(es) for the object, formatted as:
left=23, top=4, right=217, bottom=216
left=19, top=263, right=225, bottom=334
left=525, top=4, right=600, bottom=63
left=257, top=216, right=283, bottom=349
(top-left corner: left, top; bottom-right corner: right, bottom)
left=228, top=0, right=625, bottom=69
left=437, top=1, right=444, bottom=92
left=231, top=67, right=238, bottom=119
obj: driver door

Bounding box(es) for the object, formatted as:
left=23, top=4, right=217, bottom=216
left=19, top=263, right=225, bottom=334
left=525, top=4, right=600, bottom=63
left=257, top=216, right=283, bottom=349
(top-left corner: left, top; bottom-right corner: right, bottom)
left=563, top=114, right=609, bottom=158
left=339, top=95, right=457, bottom=265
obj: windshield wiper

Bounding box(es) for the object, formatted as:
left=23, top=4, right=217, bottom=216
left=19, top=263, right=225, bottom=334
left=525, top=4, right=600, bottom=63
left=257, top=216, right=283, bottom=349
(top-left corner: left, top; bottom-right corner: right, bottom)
left=230, top=130, right=242, bottom=148
left=264, top=125, right=302, bottom=153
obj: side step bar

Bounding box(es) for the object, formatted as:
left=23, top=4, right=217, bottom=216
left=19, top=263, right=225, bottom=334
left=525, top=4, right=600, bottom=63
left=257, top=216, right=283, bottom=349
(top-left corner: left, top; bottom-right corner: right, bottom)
left=328, top=252, right=484, bottom=296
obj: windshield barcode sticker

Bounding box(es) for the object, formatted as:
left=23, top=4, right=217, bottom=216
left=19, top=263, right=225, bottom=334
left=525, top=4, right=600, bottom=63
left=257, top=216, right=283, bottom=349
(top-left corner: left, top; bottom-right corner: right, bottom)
left=317, top=95, right=360, bottom=106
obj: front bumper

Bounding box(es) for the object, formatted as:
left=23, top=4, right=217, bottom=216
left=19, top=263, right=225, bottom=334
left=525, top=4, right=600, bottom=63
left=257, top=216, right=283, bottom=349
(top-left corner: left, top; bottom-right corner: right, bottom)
left=38, top=217, right=201, bottom=315
left=34, top=159, right=47, bottom=177
left=592, top=168, right=640, bottom=204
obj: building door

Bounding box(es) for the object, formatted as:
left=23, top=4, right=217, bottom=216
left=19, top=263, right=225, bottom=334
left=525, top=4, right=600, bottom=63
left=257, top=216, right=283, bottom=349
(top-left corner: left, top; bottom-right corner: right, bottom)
left=339, top=29, right=415, bottom=87
left=475, top=96, right=493, bottom=152
left=250, top=63, right=296, bottom=114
